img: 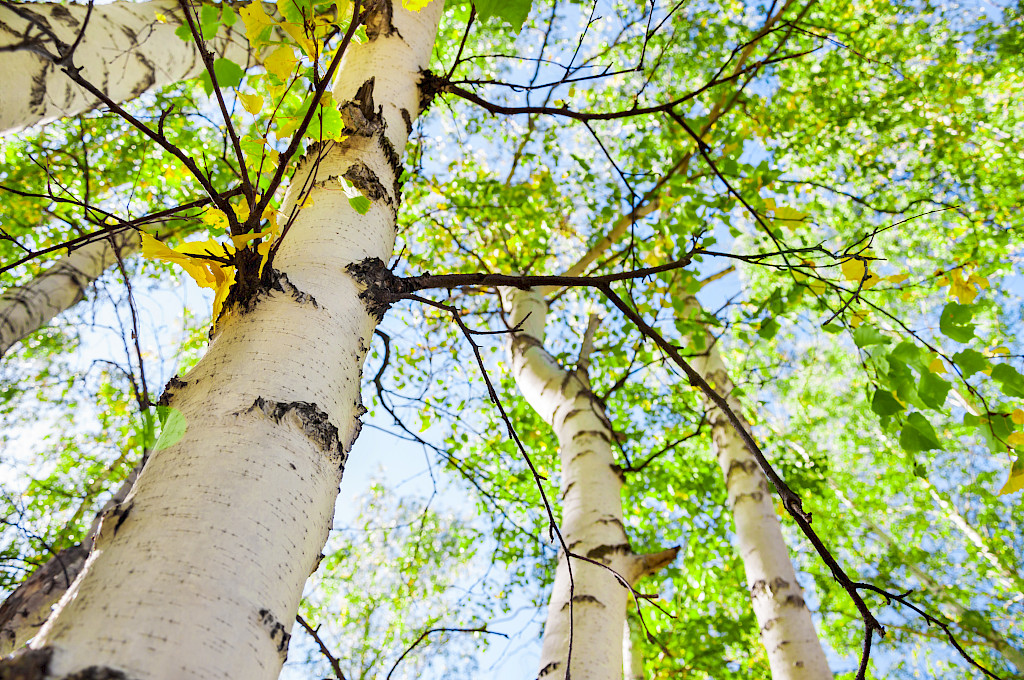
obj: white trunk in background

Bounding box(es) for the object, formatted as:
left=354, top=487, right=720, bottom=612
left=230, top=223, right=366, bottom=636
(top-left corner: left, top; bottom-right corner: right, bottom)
left=24, top=3, right=443, bottom=678
left=682, top=297, right=831, bottom=679
left=0, top=231, right=138, bottom=357
left=504, top=288, right=677, bottom=680
left=622, top=616, right=644, bottom=680
left=0, top=0, right=251, bottom=135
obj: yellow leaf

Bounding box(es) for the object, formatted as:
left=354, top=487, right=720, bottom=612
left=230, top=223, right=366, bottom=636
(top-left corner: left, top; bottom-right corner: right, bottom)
left=1007, top=432, right=1024, bottom=447
left=886, top=273, right=909, bottom=285
left=849, top=310, right=867, bottom=328
left=240, top=1, right=276, bottom=46
left=154, top=11, right=168, bottom=22
left=929, top=357, right=946, bottom=374
left=280, top=22, right=317, bottom=57
left=988, top=347, right=1010, bottom=356
left=773, top=206, right=806, bottom=229
left=998, top=457, right=1024, bottom=495
left=211, top=265, right=236, bottom=325
left=949, top=268, right=978, bottom=304
left=201, top=208, right=229, bottom=232
left=1011, top=409, right=1024, bottom=425
left=841, top=257, right=866, bottom=282
left=968, top=273, right=990, bottom=290
left=264, top=45, right=297, bottom=81
left=807, top=278, right=827, bottom=296
left=238, top=93, right=264, bottom=115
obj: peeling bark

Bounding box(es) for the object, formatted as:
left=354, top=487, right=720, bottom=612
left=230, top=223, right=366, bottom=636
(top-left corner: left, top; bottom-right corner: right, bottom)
left=0, top=0, right=252, bottom=135
left=503, top=288, right=677, bottom=680
left=8, top=3, right=445, bottom=678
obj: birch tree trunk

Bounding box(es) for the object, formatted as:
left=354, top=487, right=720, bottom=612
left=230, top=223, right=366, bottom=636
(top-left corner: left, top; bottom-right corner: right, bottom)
left=0, top=0, right=252, bottom=135
left=503, top=288, right=677, bottom=680
left=683, top=297, right=832, bottom=680
left=8, top=3, right=444, bottom=678
left=0, top=230, right=138, bottom=357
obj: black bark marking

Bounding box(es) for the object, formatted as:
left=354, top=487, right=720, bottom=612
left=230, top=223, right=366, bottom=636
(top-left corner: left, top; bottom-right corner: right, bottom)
left=563, top=594, right=604, bottom=608
left=48, top=5, right=76, bottom=27
left=400, top=107, right=412, bottom=135
left=157, top=375, right=188, bottom=406
left=110, top=501, right=133, bottom=536
left=257, top=608, right=291, bottom=660
left=62, top=668, right=128, bottom=680
left=537, top=661, right=561, bottom=678
left=244, top=397, right=346, bottom=469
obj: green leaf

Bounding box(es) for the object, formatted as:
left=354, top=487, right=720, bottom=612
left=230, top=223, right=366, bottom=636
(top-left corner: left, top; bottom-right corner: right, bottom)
left=821, top=323, right=843, bottom=334
left=349, top=195, right=371, bottom=214
left=952, top=349, right=989, bottom=378
left=992, top=363, right=1024, bottom=398
left=890, top=341, right=925, bottom=369
left=871, top=389, right=904, bottom=417
left=222, top=5, right=238, bottom=26
left=473, top=0, right=532, bottom=31
left=174, top=23, right=192, bottom=42
left=853, top=324, right=890, bottom=347
left=918, top=371, right=951, bottom=410
left=213, top=58, right=245, bottom=90
left=939, top=302, right=977, bottom=343
left=757, top=318, right=780, bottom=340
left=200, top=3, right=221, bottom=40
left=154, top=406, right=188, bottom=450
left=899, top=412, right=941, bottom=452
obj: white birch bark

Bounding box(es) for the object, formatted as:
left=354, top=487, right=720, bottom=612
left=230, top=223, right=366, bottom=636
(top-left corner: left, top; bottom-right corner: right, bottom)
left=683, top=297, right=832, bottom=679
left=20, top=3, right=444, bottom=678
left=0, top=0, right=251, bottom=135
left=0, top=230, right=138, bottom=357
left=503, top=288, right=677, bottom=680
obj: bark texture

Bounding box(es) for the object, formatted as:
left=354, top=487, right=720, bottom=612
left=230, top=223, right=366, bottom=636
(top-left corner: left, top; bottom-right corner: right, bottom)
left=683, top=297, right=832, bottom=679
left=18, top=3, right=444, bottom=678
left=503, top=288, right=677, bottom=680
left=0, top=0, right=251, bottom=135
left=0, top=231, right=138, bottom=357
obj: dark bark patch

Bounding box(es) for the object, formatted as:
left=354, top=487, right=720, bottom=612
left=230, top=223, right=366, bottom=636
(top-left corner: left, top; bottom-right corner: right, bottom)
left=0, top=646, right=51, bottom=680
left=724, top=458, right=759, bottom=481
left=363, top=0, right=399, bottom=40
left=340, top=79, right=382, bottom=137
left=418, top=69, right=445, bottom=113
left=343, top=162, right=389, bottom=204
left=400, top=107, right=412, bottom=135
left=244, top=397, right=346, bottom=469
left=346, top=257, right=410, bottom=322
left=586, top=542, right=630, bottom=562
left=257, top=608, right=291, bottom=660
left=48, top=4, right=76, bottom=27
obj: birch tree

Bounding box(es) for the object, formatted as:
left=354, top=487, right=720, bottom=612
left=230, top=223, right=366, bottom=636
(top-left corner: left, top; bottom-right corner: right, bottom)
left=1, top=0, right=1022, bottom=679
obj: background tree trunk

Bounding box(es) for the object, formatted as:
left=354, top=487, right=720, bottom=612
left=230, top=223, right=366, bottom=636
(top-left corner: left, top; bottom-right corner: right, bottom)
left=0, top=0, right=251, bottom=135
left=504, top=288, right=677, bottom=680
left=683, top=296, right=832, bottom=679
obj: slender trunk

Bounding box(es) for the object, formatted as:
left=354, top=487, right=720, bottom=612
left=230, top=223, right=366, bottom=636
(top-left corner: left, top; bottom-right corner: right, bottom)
left=622, top=615, right=644, bottom=680
left=12, top=4, right=443, bottom=678
left=0, top=0, right=252, bottom=135
left=0, top=231, right=137, bottom=357
left=683, top=298, right=832, bottom=679
left=504, top=288, right=677, bottom=680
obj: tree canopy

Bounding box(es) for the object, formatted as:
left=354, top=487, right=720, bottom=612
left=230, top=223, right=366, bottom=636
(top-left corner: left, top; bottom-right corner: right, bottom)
left=0, top=0, right=1021, bottom=678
